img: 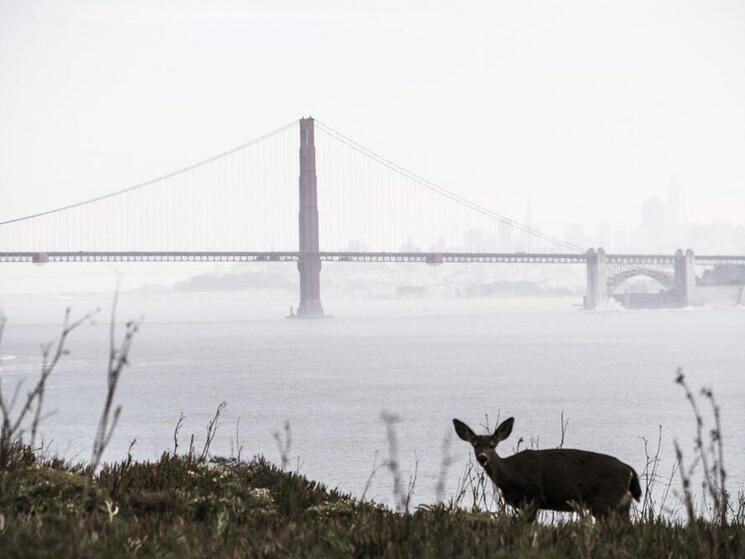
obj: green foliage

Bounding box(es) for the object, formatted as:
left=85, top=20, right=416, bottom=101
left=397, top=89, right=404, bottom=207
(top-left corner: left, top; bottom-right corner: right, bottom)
left=0, top=449, right=743, bottom=558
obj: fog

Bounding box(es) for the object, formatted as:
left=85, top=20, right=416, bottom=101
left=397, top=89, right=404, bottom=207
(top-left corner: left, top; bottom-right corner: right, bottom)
left=2, top=1, right=744, bottom=229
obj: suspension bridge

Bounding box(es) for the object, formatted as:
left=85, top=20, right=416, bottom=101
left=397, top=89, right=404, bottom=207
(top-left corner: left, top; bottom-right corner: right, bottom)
left=1, top=117, right=744, bottom=315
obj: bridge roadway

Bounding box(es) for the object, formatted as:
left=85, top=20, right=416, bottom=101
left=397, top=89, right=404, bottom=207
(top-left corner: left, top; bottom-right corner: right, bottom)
left=2, top=251, right=745, bottom=266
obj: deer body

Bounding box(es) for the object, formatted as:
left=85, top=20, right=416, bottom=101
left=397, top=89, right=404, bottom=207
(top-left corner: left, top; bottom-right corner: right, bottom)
left=453, top=418, right=641, bottom=521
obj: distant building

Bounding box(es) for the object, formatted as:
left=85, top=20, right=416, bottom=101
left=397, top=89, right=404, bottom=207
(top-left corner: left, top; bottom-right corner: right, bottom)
left=596, top=221, right=611, bottom=249
left=463, top=228, right=486, bottom=252
left=666, top=180, right=683, bottom=234
left=612, top=227, right=629, bottom=252
left=564, top=223, right=585, bottom=247
left=641, top=197, right=665, bottom=248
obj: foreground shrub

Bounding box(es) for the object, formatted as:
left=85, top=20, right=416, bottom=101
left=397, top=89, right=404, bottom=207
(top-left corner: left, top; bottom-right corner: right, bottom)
left=0, top=450, right=742, bottom=558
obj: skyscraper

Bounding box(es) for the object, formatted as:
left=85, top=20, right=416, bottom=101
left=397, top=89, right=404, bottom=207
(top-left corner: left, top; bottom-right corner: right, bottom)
left=641, top=197, right=666, bottom=249
left=666, top=178, right=682, bottom=235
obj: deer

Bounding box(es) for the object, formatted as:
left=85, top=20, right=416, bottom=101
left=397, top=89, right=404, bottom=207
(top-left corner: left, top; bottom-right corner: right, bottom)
left=453, top=417, right=641, bottom=522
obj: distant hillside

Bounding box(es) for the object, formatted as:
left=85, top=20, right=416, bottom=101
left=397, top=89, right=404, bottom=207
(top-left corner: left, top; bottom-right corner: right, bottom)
left=173, top=267, right=295, bottom=293
left=170, top=262, right=581, bottom=298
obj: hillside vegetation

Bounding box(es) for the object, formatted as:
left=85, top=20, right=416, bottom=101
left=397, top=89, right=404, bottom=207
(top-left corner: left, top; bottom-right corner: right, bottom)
left=0, top=443, right=743, bottom=558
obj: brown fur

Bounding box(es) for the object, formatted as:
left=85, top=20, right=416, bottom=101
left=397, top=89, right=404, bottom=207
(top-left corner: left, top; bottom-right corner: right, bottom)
left=453, top=417, right=641, bottom=521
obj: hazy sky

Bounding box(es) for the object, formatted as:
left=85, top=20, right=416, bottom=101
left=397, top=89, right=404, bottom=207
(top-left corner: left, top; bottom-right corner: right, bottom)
left=1, top=0, right=744, bottom=236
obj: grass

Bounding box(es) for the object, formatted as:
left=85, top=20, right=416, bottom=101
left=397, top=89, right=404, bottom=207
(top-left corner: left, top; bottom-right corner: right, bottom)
left=0, top=443, right=742, bottom=558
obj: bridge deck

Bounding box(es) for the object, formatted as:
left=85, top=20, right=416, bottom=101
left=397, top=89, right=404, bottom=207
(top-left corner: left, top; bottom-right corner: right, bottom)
left=1, top=251, right=744, bottom=265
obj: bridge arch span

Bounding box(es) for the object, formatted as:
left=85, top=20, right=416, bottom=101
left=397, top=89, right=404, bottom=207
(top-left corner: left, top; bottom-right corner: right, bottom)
left=607, top=268, right=675, bottom=293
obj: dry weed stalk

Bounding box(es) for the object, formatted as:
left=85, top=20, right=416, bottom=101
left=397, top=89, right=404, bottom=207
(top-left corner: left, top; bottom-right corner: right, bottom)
left=89, top=292, right=139, bottom=474
left=380, top=412, right=404, bottom=511
left=0, top=308, right=97, bottom=468
left=639, top=425, right=664, bottom=519
left=361, top=450, right=386, bottom=501
left=78, top=291, right=140, bottom=531
left=452, top=456, right=503, bottom=512
left=273, top=420, right=292, bottom=470
left=173, top=412, right=185, bottom=455
left=380, top=411, right=419, bottom=513
left=435, top=430, right=455, bottom=503
left=558, top=409, right=569, bottom=449
left=200, top=401, right=227, bottom=461
left=674, top=369, right=729, bottom=525
left=233, top=416, right=243, bottom=461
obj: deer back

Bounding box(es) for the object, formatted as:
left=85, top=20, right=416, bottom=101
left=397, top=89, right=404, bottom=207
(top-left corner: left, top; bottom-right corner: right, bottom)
left=495, top=448, right=635, bottom=511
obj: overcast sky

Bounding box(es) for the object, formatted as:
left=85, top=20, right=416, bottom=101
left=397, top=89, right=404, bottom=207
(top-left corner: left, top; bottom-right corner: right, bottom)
left=1, top=0, right=744, bottom=238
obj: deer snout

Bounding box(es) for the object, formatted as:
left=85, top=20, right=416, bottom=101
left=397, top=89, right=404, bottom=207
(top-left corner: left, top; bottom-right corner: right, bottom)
left=477, top=453, right=489, bottom=467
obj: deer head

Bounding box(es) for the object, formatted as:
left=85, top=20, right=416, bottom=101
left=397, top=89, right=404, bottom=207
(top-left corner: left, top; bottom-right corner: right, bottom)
left=452, top=417, right=514, bottom=469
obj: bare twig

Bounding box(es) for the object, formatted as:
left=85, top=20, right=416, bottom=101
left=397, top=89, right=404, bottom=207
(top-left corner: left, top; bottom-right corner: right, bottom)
left=674, top=369, right=729, bottom=525
left=173, top=413, right=185, bottom=456
left=435, top=430, right=455, bottom=503
left=273, top=420, right=292, bottom=470
left=0, top=309, right=97, bottom=467
left=404, top=453, right=419, bottom=513
left=558, top=410, right=569, bottom=449
left=380, top=411, right=406, bottom=512
left=674, top=441, right=696, bottom=526
left=703, top=387, right=728, bottom=525
left=361, top=450, right=386, bottom=502
left=452, top=454, right=502, bottom=512
left=639, top=425, right=663, bottom=519
left=89, top=291, right=139, bottom=474
left=127, top=438, right=137, bottom=461
left=78, top=290, right=140, bottom=526
left=234, top=416, right=243, bottom=461
left=200, top=401, right=227, bottom=461
left=658, top=456, right=679, bottom=518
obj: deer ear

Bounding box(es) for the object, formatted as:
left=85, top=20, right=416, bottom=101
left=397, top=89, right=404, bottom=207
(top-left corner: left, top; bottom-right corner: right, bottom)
left=492, top=417, right=514, bottom=444
left=452, top=419, right=477, bottom=443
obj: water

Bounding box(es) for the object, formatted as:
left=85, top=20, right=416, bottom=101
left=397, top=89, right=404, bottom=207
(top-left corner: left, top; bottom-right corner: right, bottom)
left=1, top=293, right=743, bottom=511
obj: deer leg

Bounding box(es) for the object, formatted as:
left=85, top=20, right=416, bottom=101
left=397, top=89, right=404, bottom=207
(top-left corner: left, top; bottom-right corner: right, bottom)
left=607, top=491, right=634, bottom=525
left=616, top=502, right=633, bottom=525
left=594, top=503, right=632, bottom=528
left=590, top=506, right=609, bottom=522
left=517, top=501, right=538, bottom=523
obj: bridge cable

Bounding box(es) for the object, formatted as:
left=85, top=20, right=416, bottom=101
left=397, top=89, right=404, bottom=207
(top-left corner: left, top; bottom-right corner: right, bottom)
left=315, top=120, right=585, bottom=253
left=0, top=119, right=299, bottom=227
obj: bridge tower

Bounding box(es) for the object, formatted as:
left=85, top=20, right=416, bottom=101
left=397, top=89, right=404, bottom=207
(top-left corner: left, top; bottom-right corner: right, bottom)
left=674, top=248, right=696, bottom=306
left=584, top=247, right=608, bottom=310
left=296, top=117, right=324, bottom=318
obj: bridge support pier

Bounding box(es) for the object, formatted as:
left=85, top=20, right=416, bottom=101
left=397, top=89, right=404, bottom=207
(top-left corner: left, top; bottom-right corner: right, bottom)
left=296, top=117, right=324, bottom=318
left=674, top=248, right=696, bottom=306
left=584, top=247, right=608, bottom=310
